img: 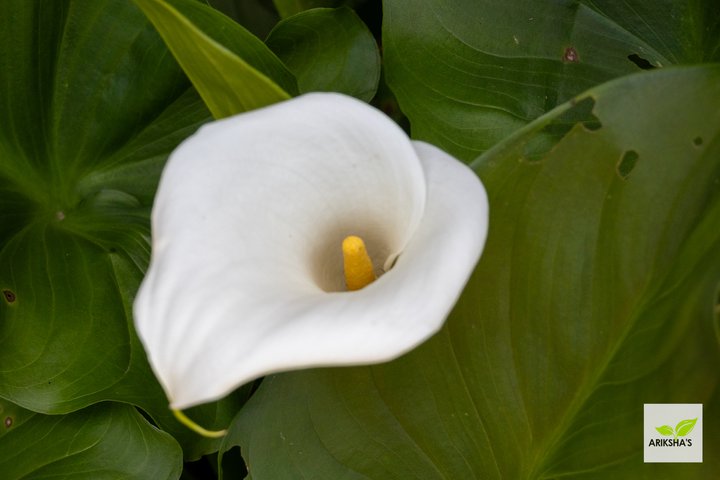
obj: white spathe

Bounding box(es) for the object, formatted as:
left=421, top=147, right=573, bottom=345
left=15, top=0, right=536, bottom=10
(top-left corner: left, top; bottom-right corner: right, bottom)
left=134, top=93, right=489, bottom=409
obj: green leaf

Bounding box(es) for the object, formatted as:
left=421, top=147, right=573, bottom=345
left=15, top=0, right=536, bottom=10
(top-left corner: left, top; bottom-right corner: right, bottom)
left=675, top=418, right=698, bottom=437
left=134, top=0, right=294, bottom=119
left=266, top=7, right=380, bottom=101
left=0, top=225, right=146, bottom=410
left=383, top=0, right=720, bottom=161
left=0, top=401, right=182, bottom=479
left=221, top=66, right=720, bottom=478
left=655, top=425, right=674, bottom=437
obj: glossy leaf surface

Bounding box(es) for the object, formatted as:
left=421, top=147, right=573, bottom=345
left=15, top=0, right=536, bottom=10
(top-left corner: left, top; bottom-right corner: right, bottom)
left=0, top=0, right=205, bottom=414
left=0, top=0, right=257, bottom=463
left=0, top=400, right=182, bottom=479
left=267, top=7, right=380, bottom=101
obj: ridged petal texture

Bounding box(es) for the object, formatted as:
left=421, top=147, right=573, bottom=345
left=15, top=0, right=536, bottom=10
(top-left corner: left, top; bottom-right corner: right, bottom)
left=134, top=93, right=488, bottom=409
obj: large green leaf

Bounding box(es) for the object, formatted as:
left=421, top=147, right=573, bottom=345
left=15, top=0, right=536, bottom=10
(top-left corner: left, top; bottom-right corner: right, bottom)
left=0, top=399, right=182, bottom=479
left=220, top=66, right=720, bottom=478
left=266, top=7, right=380, bottom=101
left=383, top=0, right=720, bottom=161
left=134, top=0, right=294, bottom=119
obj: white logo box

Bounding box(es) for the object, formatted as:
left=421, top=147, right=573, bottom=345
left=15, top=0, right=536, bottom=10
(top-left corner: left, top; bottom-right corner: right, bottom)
left=644, top=403, right=702, bottom=463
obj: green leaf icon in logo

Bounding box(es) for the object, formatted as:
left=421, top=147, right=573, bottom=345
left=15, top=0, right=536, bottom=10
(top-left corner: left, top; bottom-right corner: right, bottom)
left=655, top=418, right=698, bottom=438
left=675, top=418, right=698, bottom=438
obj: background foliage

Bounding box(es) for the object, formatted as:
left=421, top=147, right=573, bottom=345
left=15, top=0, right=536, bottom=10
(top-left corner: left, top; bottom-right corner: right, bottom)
left=0, top=0, right=717, bottom=478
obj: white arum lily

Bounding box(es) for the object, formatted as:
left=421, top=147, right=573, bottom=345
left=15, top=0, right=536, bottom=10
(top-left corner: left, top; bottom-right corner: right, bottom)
left=134, top=93, right=489, bottom=417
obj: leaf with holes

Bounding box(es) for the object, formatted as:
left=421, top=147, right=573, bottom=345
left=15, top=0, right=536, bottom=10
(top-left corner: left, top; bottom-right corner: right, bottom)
left=383, top=0, right=720, bottom=161
left=220, top=66, right=720, bottom=479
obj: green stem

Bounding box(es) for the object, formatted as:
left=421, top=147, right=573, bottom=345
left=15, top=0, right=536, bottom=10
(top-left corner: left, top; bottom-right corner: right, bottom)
left=172, top=409, right=227, bottom=438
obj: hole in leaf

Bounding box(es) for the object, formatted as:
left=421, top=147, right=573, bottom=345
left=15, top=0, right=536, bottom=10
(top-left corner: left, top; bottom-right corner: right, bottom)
left=181, top=456, right=219, bottom=477
left=617, top=150, right=639, bottom=179
left=693, top=137, right=703, bottom=147
left=522, top=96, right=602, bottom=162
left=627, top=54, right=656, bottom=70
left=563, top=46, right=579, bottom=63
left=581, top=116, right=602, bottom=132
left=221, top=446, right=248, bottom=478
left=4, top=417, right=12, bottom=428
left=2, top=290, right=15, bottom=303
